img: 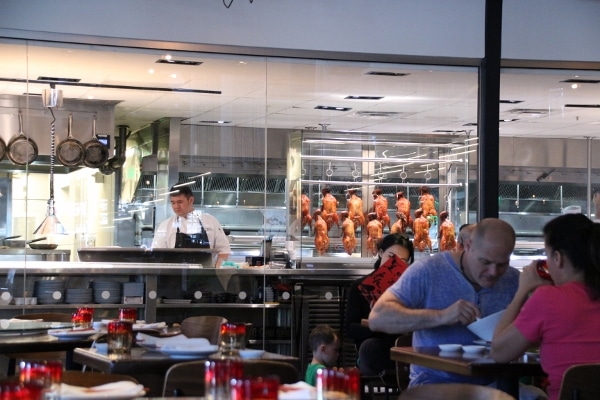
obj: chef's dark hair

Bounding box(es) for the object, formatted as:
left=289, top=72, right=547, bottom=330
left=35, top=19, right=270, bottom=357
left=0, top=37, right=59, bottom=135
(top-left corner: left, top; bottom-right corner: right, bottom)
left=170, top=185, right=194, bottom=198
left=373, top=233, right=414, bottom=270
left=543, top=213, right=600, bottom=299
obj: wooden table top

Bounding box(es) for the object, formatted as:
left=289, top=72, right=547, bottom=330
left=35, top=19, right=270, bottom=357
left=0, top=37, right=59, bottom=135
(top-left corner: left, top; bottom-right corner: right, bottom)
left=390, top=346, right=543, bottom=378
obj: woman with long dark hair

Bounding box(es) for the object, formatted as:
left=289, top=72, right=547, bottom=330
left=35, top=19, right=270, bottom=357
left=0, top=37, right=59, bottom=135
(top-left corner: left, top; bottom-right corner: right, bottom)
left=491, top=214, right=600, bottom=400
left=345, top=233, right=414, bottom=376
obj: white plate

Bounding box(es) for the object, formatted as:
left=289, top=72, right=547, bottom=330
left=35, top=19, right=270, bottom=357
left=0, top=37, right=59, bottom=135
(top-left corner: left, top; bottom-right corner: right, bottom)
left=157, top=345, right=219, bottom=359
left=438, top=344, right=462, bottom=352
left=462, top=345, right=486, bottom=353
left=239, top=349, right=265, bottom=359
left=48, top=328, right=98, bottom=339
left=467, top=310, right=505, bottom=342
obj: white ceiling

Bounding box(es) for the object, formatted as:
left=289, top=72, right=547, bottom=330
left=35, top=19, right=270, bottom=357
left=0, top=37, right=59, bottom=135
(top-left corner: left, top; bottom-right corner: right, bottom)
left=1, top=41, right=599, bottom=139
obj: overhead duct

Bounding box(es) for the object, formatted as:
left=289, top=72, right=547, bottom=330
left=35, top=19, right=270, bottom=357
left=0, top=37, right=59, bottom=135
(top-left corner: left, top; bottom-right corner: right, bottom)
left=100, top=125, right=129, bottom=175
left=133, top=121, right=161, bottom=201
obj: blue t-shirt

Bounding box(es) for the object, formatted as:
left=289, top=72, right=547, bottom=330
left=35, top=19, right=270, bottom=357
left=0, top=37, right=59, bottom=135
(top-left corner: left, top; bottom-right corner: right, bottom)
left=388, top=251, right=519, bottom=386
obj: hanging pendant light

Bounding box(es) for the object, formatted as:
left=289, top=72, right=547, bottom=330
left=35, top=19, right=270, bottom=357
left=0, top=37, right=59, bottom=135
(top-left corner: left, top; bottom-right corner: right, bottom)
left=34, top=85, right=67, bottom=235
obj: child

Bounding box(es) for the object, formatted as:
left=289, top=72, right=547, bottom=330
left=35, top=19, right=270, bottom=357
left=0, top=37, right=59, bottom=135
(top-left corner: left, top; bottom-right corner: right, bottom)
left=305, top=324, right=340, bottom=386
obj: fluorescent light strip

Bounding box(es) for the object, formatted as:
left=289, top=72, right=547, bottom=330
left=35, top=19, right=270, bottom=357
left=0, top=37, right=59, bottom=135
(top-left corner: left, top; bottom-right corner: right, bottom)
left=189, top=172, right=212, bottom=179
left=173, top=181, right=195, bottom=188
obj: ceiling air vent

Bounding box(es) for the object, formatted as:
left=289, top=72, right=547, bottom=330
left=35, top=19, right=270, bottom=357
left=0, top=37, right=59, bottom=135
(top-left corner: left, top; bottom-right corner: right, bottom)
left=156, top=59, right=202, bottom=66
left=345, top=96, right=384, bottom=100
left=565, top=104, right=600, bottom=108
left=37, top=76, right=81, bottom=83
left=500, top=100, right=524, bottom=104
left=561, top=78, right=600, bottom=84
left=507, top=108, right=549, bottom=115
left=365, top=71, right=409, bottom=77
left=315, top=105, right=352, bottom=112
left=355, top=111, right=401, bottom=118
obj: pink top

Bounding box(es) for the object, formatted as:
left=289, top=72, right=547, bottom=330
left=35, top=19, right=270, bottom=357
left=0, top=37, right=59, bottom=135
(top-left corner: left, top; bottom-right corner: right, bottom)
left=514, top=281, right=600, bottom=400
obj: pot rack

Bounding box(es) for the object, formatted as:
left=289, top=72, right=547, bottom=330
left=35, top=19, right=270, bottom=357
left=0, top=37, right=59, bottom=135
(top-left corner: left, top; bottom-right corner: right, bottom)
left=300, top=179, right=462, bottom=188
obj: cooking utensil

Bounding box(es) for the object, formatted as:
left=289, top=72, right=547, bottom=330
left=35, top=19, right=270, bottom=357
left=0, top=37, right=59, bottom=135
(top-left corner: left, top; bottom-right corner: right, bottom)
left=0, top=137, right=6, bottom=162
left=7, top=111, right=38, bottom=165
left=82, top=116, right=109, bottom=168
left=6, top=237, right=46, bottom=248
left=29, top=243, right=59, bottom=250
left=57, top=114, right=84, bottom=167
left=0, top=235, right=21, bottom=248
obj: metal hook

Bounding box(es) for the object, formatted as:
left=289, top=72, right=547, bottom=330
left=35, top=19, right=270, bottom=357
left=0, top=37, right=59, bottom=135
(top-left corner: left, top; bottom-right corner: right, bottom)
left=351, top=162, right=360, bottom=179
left=325, top=162, right=334, bottom=177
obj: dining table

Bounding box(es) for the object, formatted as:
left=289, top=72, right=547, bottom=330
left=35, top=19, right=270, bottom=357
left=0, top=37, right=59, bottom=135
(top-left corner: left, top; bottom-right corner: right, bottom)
left=0, top=320, right=99, bottom=375
left=74, top=346, right=300, bottom=397
left=390, top=346, right=545, bottom=398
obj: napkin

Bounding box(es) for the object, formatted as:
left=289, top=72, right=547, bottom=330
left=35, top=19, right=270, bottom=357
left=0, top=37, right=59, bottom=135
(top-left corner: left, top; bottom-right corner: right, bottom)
left=136, top=332, right=210, bottom=348
left=279, top=381, right=317, bottom=400
left=133, top=321, right=167, bottom=330
left=59, top=381, right=145, bottom=398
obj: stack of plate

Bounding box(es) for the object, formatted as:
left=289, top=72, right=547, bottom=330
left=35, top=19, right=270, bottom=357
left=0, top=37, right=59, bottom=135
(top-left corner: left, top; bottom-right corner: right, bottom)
left=34, top=280, right=65, bottom=304
left=92, top=280, right=122, bottom=304
left=65, top=288, right=93, bottom=304
left=264, top=286, right=275, bottom=302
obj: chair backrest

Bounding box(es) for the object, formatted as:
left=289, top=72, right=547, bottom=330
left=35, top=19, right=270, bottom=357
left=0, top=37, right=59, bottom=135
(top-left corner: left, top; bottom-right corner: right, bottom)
left=162, top=360, right=206, bottom=397
left=179, top=315, right=228, bottom=344
left=62, top=371, right=139, bottom=387
left=559, top=363, right=600, bottom=400
left=399, top=383, right=515, bottom=400
left=242, top=360, right=299, bottom=384
left=13, top=313, right=73, bottom=322
left=162, top=359, right=299, bottom=397
left=395, top=333, right=412, bottom=391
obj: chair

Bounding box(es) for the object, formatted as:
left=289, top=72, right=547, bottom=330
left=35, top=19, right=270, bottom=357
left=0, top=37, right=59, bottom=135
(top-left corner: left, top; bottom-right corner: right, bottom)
left=395, top=333, right=413, bottom=391
left=558, top=363, right=600, bottom=400
left=242, top=360, right=299, bottom=384
left=61, top=371, right=139, bottom=387
left=179, top=315, right=228, bottom=344
left=399, top=383, right=516, bottom=400
left=162, top=359, right=299, bottom=397
left=162, top=360, right=205, bottom=397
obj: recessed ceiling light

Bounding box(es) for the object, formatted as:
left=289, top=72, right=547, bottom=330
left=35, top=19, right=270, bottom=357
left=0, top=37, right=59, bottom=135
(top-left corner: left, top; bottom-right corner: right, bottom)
left=345, top=96, right=384, bottom=100
left=170, top=74, right=177, bottom=79
left=148, top=69, right=154, bottom=74
left=315, top=105, right=352, bottom=112
left=200, top=120, right=231, bottom=124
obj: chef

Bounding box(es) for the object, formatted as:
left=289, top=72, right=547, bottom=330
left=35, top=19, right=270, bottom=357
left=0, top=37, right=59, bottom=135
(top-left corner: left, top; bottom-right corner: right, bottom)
left=151, top=185, right=231, bottom=267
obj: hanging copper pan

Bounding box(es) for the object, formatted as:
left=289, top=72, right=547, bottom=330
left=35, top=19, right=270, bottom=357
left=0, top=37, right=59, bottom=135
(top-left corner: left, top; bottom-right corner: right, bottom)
left=57, top=114, right=84, bottom=167
left=82, top=116, right=109, bottom=168
left=7, top=111, right=38, bottom=165
left=0, top=137, right=6, bottom=162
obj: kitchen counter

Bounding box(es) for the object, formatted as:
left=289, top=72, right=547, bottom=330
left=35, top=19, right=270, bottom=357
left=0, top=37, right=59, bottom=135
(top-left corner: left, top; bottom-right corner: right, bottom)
left=0, top=248, right=71, bottom=261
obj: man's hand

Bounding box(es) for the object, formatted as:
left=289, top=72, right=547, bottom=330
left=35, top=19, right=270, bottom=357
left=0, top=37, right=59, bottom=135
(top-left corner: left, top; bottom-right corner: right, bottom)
left=441, top=299, right=480, bottom=326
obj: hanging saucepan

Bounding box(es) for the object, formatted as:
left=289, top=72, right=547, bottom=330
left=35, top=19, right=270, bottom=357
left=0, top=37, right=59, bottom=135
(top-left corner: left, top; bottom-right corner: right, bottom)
left=57, top=114, right=84, bottom=167
left=5, top=237, right=46, bottom=248
left=7, top=111, right=38, bottom=165
left=0, top=137, right=7, bottom=162
left=82, top=116, right=109, bottom=168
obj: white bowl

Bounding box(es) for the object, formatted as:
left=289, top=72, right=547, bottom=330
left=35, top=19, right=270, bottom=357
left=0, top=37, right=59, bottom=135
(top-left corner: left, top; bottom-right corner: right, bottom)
left=239, top=349, right=265, bottom=359
left=13, top=297, right=37, bottom=305
left=438, top=344, right=462, bottom=352
left=467, top=310, right=505, bottom=341
left=462, top=345, right=486, bottom=353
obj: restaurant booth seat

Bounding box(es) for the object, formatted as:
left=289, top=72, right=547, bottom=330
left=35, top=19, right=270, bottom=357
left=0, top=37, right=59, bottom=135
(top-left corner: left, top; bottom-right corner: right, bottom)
left=558, top=363, right=600, bottom=400
left=5, top=313, right=74, bottom=376
left=399, top=383, right=516, bottom=400
left=179, top=315, right=228, bottom=344
left=162, top=359, right=299, bottom=397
